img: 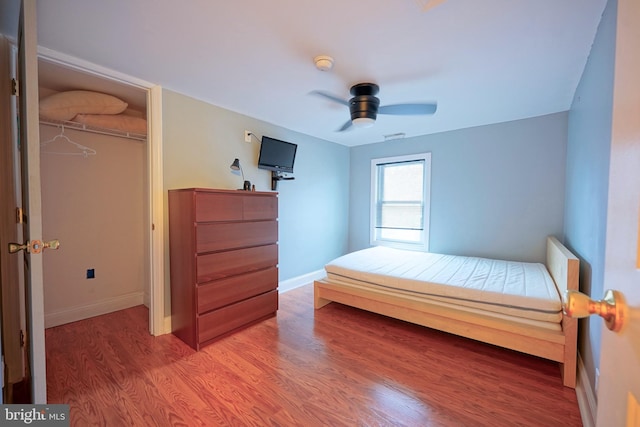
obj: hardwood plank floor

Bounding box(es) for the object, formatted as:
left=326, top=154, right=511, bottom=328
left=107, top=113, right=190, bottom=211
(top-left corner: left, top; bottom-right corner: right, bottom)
left=46, top=284, right=582, bottom=426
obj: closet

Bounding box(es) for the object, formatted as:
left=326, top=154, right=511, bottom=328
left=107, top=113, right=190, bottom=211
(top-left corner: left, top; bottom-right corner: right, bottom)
left=38, top=59, right=150, bottom=328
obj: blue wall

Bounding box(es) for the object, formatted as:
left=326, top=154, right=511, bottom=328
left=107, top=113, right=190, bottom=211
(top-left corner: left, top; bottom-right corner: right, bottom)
left=348, top=113, right=568, bottom=263
left=565, top=0, right=615, bottom=388
left=275, top=129, right=350, bottom=279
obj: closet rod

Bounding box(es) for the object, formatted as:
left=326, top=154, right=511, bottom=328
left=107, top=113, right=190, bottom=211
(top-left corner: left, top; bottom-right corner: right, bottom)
left=40, top=119, right=147, bottom=142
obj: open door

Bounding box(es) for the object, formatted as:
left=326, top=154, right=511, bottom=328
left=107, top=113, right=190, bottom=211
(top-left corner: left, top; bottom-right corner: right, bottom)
left=594, top=0, right=640, bottom=425
left=7, top=0, right=53, bottom=403
left=0, top=32, right=24, bottom=403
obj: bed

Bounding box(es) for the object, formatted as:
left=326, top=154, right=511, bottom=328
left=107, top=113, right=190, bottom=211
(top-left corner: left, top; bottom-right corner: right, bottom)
left=314, top=236, right=578, bottom=388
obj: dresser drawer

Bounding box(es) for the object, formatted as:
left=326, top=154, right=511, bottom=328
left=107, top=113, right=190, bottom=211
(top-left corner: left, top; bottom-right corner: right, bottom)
left=196, top=220, right=277, bottom=253
left=197, top=267, right=278, bottom=313
left=196, top=244, right=278, bottom=283
left=243, top=196, right=278, bottom=220
left=195, top=193, right=243, bottom=222
left=198, top=290, right=278, bottom=344
left=195, top=192, right=278, bottom=222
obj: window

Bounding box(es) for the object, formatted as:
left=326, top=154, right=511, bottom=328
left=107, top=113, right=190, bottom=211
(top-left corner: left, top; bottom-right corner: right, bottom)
left=370, top=153, right=431, bottom=251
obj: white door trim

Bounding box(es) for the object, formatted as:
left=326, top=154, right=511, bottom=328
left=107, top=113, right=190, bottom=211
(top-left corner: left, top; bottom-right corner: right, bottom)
left=37, top=46, right=154, bottom=90
left=37, top=47, right=166, bottom=336
left=148, top=85, right=166, bottom=336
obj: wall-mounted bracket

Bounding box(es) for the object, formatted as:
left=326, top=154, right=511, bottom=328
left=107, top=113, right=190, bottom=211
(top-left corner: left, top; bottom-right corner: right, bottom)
left=271, top=171, right=295, bottom=191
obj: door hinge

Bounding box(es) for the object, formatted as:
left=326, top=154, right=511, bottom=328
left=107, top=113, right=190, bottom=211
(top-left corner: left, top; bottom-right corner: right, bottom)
left=20, top=330, right=25, bottom=347
left=11, top=78, right=18, bottom=95
left=16, top=207, right=24, bottom=224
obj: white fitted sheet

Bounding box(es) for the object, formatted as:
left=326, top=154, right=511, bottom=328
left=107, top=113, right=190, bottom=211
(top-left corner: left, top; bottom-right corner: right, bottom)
left=325, top=246, right=562, bottom=324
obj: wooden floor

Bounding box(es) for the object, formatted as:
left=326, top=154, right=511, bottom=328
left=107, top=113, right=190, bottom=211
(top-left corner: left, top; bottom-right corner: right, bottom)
left=46, top=284, right=583, bottom=426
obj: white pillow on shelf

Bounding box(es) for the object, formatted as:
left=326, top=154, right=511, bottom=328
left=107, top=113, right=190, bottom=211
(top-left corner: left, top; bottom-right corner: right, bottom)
left=39, top=90, right=128, bottom=121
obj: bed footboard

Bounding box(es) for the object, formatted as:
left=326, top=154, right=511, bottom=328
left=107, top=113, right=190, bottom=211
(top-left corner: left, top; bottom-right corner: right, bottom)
left=546, top=236, right=579, bottom=388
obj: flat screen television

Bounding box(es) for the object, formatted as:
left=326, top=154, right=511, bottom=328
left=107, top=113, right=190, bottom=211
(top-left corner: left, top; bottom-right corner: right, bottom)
left=257, top=136, right=298, bottom=173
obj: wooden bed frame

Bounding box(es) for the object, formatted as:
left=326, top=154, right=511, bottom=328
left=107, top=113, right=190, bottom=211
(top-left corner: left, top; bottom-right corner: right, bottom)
left=314, top=236, right=579, bottom=388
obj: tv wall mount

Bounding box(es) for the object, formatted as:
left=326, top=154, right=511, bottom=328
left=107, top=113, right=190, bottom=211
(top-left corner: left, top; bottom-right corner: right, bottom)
left=271, top=171, right=294, bottom=191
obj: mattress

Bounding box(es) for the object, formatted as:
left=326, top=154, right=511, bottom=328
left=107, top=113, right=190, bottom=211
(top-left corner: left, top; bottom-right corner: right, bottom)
left=324, top=246, right=562, bottom=324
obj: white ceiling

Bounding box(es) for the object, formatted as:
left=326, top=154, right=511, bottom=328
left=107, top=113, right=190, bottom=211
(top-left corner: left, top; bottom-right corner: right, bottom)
left=2, top=0, right=607, bottom=146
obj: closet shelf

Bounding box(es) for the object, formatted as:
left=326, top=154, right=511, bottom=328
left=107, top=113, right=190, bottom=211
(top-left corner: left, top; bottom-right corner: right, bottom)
left=40, top=118, right=147, bottom=142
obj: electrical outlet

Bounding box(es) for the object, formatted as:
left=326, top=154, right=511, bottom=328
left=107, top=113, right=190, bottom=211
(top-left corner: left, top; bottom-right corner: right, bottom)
left=244, top=130, right=252, bottom=143
left=86, top=268, right=95, bottom=279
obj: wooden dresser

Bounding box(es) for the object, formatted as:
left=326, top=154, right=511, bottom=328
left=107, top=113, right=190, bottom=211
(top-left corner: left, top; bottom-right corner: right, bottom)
left=168, top=188, right=278, bottom=350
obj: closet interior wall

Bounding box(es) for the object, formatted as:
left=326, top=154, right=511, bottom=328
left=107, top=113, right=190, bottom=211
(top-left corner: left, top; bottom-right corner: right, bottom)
left=39, top=85, right=148, bottom=328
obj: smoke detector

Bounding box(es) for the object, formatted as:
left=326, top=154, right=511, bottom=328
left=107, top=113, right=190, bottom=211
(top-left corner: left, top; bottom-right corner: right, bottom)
left=314, top=55, right=334, bottom=71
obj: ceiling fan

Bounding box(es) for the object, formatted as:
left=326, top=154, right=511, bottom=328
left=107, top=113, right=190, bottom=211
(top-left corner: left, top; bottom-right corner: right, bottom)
left=311, top=82, right=437, bottom=132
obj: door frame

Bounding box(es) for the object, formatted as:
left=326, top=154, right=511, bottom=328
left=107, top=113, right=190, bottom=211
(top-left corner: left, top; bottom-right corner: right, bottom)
left=36, top=46, right=166, bottom=336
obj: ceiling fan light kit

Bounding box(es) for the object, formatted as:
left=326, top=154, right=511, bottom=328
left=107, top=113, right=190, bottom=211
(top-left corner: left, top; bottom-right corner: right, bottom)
left=352, top=117, right=376, bottom=128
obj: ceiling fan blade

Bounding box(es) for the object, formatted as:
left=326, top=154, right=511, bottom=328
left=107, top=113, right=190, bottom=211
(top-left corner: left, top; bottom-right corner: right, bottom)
left=310, top=90, right=350, bottom=106
left=337, top=120, right=353, bottom=132
left=378, top=103, right=437, bottom=115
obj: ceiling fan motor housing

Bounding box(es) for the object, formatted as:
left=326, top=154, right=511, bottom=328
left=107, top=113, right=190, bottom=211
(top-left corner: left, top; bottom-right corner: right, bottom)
left=350, top=95, right=380, bottom=121
left=349, top=83, right=381, bottom=121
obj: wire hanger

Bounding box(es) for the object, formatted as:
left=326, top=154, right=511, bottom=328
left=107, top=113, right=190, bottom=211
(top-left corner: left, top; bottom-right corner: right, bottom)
left=41, top=125, right=97, bottom=157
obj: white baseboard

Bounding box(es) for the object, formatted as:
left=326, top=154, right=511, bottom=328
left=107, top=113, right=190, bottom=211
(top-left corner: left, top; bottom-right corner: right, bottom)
left=45, top=292, right=145, bottom=328
left=575, top=353, right=597, bottom=427
left=278, top=269, right=325, bottom=293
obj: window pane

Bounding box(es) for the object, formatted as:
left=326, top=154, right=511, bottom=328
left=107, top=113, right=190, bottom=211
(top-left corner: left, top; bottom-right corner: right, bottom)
left=380, top=162, right=423, bottom=201
left=376, top=160, right=424, bottom=231
left=378, top=203, right=422, bottom=229
left=371, top=153, right=430, bottom=250
left=378, top=228, right=422, bottom=243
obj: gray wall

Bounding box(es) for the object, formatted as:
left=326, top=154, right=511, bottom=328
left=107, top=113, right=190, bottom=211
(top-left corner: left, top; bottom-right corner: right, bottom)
left=565, top=0, right=615, bottom=395
left=349, top=113, right=568, bottom=263
left=162, top=89, right=349, bottom=314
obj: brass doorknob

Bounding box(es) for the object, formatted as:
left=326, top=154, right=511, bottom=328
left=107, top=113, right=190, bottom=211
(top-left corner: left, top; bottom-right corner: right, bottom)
left=563, top=289, right=627, bottom=332
left=8, top=239, right=60, bottom=254
left=43, top=239, right=60, bottom=250
left=8, top=242, right=29, bottom=254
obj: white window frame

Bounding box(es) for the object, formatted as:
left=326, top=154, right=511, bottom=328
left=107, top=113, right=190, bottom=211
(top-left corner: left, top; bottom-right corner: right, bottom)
left=370, top=152, right=431, bottom=251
